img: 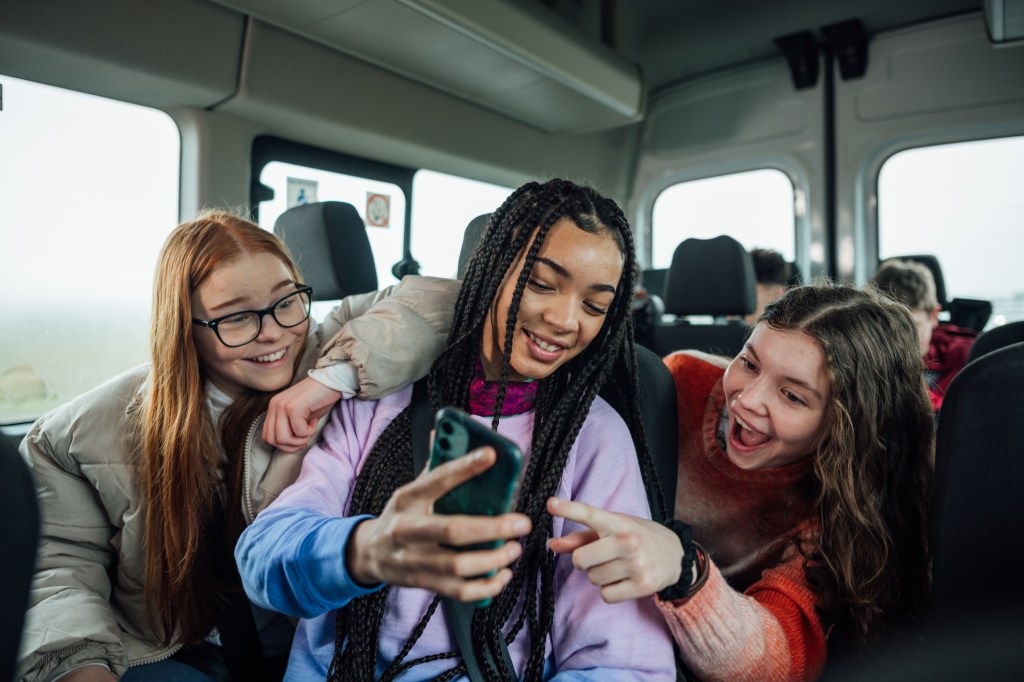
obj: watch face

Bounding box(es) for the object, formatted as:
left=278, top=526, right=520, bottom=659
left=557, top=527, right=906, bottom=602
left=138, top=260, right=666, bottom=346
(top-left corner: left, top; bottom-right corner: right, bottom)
left=366, top=193, right=390, bottom=227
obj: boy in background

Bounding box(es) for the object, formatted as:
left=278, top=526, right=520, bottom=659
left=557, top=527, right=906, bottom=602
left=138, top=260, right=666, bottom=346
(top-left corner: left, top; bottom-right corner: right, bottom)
left=745, top=248, right=794, bottom=325
left=870, top=258, right=976, bottom=411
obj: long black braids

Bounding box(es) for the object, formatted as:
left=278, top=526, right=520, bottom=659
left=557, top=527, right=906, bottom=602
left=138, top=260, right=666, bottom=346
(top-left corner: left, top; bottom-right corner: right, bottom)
left=326, top=179, right=665, bottom=682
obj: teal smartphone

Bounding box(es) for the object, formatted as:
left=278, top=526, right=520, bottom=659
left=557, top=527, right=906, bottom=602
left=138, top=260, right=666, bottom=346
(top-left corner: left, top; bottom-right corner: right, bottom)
left=428, top=407, right=524, bottom=606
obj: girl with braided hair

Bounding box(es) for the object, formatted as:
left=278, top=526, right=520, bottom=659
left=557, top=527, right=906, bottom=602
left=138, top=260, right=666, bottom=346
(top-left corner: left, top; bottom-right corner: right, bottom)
left=236, top=179, right=676, bottom=680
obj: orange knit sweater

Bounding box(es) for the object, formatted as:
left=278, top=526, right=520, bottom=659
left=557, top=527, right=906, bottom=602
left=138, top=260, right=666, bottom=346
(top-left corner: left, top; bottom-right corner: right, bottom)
left=656, top=351, right=827, bottom=682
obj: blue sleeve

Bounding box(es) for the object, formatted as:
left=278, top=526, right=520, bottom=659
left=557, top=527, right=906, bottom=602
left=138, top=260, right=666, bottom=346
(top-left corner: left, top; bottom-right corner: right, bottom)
left=236, top=506, right=383, bottom=618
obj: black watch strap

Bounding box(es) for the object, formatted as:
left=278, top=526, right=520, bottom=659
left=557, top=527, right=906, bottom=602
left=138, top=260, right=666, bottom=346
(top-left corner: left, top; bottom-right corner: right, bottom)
left=658, top=519, right=701, bottom=602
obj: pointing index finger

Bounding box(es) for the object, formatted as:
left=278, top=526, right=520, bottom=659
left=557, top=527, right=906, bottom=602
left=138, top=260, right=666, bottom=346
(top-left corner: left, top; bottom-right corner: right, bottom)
left=547, top=497, right=620, bottom=537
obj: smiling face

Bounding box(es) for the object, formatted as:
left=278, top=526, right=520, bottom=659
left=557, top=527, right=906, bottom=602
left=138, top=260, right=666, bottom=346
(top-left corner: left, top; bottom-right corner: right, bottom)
left=480, top=217, right=624, bottom=382
left=722, top=323, right=831, bottom=470
left=191, top=251, right=308, bottom=397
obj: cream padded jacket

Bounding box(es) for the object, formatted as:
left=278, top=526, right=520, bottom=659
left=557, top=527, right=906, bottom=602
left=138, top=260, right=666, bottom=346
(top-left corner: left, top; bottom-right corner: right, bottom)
left=17, top=276, right=459, bottom=681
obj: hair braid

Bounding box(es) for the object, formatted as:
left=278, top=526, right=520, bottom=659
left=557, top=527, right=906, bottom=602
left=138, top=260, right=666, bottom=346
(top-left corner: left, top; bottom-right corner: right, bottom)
left=327, top=179, right=664, bottom=681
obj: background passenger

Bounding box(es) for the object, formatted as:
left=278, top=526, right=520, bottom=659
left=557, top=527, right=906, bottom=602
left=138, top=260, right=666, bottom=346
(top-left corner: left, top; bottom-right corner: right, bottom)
left=745, top=248, right=794, bottom=325
left=870, top=258, right=974, bottom=411
left=548, top=282, right=934, bottom=681
left=236, top=179, right=676, bottom=681
left=18, top=212, right=456, bottom=681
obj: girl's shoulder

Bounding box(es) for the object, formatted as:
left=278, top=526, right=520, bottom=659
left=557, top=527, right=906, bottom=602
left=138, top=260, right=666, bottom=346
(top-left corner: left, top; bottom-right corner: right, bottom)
left=664, top=350, right=729, bottom=420
left=664, top=349, right=730, bottom=375
left=23, top=365, right=150, bottom=467
left=34, top=364, right=149, bottom=430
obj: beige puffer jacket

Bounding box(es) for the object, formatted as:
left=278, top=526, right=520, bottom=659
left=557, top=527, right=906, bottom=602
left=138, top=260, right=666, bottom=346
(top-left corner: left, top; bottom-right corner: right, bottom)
left=17, top=276, right=459, bottom=681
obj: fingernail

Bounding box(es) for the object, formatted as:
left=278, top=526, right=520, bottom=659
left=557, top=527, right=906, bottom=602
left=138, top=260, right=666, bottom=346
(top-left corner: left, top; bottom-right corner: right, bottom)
left=507, top=542, right=522, bottom=559
left=549, top=497, right=560, bottom=508
left=512, top=519, right=530, bottom=534
left=471, top=449, right=486, bottom=462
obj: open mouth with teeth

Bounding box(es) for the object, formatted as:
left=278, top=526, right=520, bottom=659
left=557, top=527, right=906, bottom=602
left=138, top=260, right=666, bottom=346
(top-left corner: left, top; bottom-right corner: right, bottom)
left=731, top=414, right=772, bottom=449
left=248, top=348, right=287, bottom=364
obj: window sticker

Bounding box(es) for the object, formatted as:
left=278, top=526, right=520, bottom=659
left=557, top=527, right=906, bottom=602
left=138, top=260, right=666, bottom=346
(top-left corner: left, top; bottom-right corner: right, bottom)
left=287, top=177, right=318, bottom=208
left=366, top=192, right=390, bottom=228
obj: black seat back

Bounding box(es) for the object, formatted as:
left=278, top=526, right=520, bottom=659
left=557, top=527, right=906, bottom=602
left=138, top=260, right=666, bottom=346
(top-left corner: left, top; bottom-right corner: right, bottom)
left=947, top=298, right=993, bottom=331
left=652, top=235, right=755, bottom=357
left=273, top=201, right=378, bottom=299
left=932, top=341, right=1024, bottom=622
left=1, top=436, right=39, bottom=681
left=597, top=346, right=678, bottom=521
left=968, top=320, right=1024, bottom=364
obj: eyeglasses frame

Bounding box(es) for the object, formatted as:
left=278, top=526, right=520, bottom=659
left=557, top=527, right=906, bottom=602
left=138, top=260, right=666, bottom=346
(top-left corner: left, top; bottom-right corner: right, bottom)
left=191, top=284, right=314, bottom=348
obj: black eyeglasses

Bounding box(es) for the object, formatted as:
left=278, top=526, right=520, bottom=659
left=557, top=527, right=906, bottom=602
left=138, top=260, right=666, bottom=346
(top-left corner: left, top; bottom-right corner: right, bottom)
left=192, top=285, right=314, bottom=348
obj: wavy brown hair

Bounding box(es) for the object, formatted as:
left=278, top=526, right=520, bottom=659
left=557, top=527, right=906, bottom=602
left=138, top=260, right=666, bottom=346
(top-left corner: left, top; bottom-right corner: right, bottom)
left=760, top=281, right=934, bottom=649
left=140, top=210, right=306, bottom=644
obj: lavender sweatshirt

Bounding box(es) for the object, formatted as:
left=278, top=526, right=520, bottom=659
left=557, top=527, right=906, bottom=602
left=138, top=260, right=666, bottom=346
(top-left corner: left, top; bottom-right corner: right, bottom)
left=236, top=386, right=675, bottom=681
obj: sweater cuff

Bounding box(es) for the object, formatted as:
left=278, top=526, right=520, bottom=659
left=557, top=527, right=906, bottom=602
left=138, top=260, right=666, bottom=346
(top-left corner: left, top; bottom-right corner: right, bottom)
left=316, top=514, right=384, bottom=603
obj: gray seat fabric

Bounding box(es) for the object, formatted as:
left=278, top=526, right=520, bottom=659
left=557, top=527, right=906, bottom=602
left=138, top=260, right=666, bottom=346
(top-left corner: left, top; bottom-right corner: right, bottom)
left=1, top=436, right=39, bottom=681
left=458, top=213, right=491, bottom=279
left=273, top=202, right=378, bottom=300
left=652, top=235, right=755, bottom=358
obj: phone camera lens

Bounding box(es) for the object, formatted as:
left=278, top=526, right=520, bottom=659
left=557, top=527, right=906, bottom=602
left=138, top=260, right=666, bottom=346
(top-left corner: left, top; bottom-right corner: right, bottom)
left=441, top=421, right=454, bottom=435
left=438, top=437, right=451, bottom=451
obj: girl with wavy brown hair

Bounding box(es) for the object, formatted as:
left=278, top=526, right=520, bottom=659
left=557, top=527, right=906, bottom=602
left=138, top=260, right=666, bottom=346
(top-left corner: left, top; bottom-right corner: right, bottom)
left=548, top=281, right=934, bottom=681
left=19, top=211, right=457, bottom=681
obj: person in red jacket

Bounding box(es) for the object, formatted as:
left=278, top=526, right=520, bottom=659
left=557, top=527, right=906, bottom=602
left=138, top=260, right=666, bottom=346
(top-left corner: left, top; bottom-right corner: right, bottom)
left=548, top=282, right=935, bottom=681
left=870, top=258, right=976, bottom=411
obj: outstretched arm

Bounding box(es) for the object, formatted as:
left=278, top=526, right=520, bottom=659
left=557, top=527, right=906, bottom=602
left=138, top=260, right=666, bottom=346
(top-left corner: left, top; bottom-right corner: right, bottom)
left=239, top=400, right=530, bottom=617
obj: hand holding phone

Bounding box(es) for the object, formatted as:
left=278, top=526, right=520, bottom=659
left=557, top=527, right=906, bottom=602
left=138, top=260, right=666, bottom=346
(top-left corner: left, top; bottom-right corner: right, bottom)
left=429, top=407, right=523, bottom=524
left=429, top=407, right=524, bottom=606
left=346, top=409, right=529, bottom=605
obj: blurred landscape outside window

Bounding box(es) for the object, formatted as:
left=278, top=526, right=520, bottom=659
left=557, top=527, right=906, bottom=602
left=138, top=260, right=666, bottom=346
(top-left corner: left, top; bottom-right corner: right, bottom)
left=0, top=74, right=180, bottom=424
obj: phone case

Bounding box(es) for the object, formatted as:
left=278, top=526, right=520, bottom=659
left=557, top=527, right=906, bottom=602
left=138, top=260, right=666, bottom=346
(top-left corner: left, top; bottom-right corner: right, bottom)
left=428, top=407, right=524, bottom=607
left=429, top=407, right=523, bottom=522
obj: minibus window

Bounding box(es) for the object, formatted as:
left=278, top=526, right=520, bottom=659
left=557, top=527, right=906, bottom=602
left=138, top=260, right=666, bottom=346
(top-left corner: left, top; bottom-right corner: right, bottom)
left=651, top=169, right=796, bottom=269
left=0, top=74, right=180, bottom=426
left=879, top=136, right=1024, bottom=329
left=257, top=162, right=406, bottom=319
left=411, top=170, right=512, bottom=278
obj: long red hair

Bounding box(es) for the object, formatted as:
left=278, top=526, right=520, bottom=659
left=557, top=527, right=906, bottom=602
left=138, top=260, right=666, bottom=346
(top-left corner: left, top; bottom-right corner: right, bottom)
left=140, top=210, right=305, bottom=644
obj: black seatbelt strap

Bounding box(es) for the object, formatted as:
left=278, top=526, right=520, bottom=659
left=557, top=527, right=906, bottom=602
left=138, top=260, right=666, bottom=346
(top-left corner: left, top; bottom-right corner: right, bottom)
left=210, top=499, right=275, bottom=682
left=409, top=379, right=516, bottom=682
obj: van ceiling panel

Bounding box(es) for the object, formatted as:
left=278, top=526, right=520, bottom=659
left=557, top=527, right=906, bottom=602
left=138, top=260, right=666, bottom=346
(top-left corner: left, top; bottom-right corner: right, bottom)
left=0, top=0, right=244, bottom=109
left=209, top=0, right=644, bottom=133
left=216, top=20, right=636, bottom=198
